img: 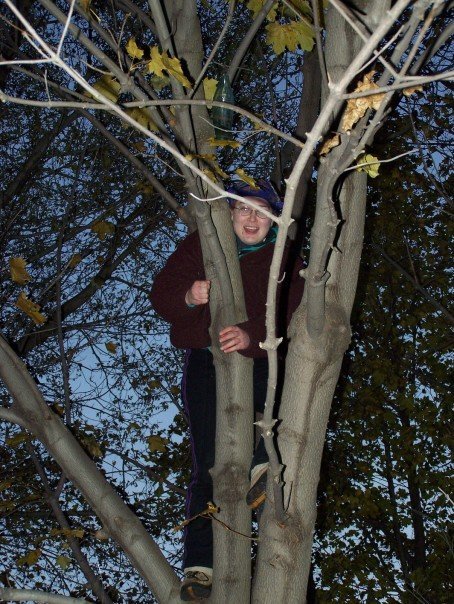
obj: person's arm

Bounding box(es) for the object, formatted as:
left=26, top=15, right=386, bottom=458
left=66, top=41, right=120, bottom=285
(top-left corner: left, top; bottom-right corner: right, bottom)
left=150, top=232, right=210, bottom=324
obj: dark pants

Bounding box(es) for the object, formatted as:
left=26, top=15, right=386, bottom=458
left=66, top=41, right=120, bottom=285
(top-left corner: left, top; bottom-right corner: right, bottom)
left=182, top=348, right=268, bottom=569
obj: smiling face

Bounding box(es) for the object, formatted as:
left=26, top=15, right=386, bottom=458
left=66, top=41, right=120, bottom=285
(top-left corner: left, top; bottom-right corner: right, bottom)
left=231, top=196, right=274, bottom=245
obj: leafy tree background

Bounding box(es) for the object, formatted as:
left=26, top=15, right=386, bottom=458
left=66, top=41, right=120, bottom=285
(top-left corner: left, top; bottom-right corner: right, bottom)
left=0, top=0, right=452, bottom=602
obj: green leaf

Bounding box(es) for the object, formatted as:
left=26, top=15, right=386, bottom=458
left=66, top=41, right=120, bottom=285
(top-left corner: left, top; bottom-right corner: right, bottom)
left=50, top=528, right=85, bottom=539
left=90, top=220, right=115, bottom=241
left=17, top=549, right=41, bottom=567
left=147, top=435, right=168, bottom=453
left=56, top=555, right=71, bottom=570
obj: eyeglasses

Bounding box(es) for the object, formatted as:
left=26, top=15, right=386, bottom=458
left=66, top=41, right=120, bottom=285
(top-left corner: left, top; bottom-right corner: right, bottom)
left=233, top=204, right=270, bottom=219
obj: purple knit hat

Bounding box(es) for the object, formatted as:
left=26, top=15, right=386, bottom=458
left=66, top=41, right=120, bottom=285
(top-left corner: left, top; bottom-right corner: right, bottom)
left=226, top=179, right=283, bottom=214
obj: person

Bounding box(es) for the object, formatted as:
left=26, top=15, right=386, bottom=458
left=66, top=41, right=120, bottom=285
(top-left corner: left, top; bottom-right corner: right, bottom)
left=150, top=180, right=304, bottom=601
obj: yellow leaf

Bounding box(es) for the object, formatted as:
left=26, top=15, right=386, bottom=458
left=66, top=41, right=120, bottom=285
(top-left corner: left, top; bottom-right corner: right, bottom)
left=281, top=0, right=312, bottom=17
left=0, top=501, right=16, bottom=512
left=184, top=153, right=217, bottom=162
left=147, top=379, right=161, bottom=389
left=10, top=257, right=31, bottom=285
left=201, top=168, right=217, bottom=182
left=356, top=154, right=380, bottom=178
left=266, top=20, right=315, bottom=54
left=50, top=528, right=85, bottom=539
left=208, top=137, right=240, bottom=148
left=235, top=168, right=258, bottom=188
left=125, top=107, right=159, bottom=133
left=53, top=404, right=65, bottom=416
left=147, top=435, right=168, bottom=453
left=147, top=47, right=192, bottom=88
left=105, top=342, right=117, bottom=354
left=56, top=555, right=71, bottom=570
left=320, top=133, right=340, bottom=156
left=147, top=46, right=166, bottom=77
left=246, top=0, right=278, bottom=21
left=211, top=161, right=228, bottom=180
left=79, top=0, right=91, bottom=12
left=94, top=528, right=109, bottom=540
left=6, top=431, right=30, bottom=447
left=185, top=154, right=228, bottom=179
left=79, top=433, right=103, bottom=458
left=161, top=53, right=192, bottom=89
left=0, top=480, right=12, bottom=492
left=403, top=85, right=423, bottom=97
left=16, top=292, right=46, bottom=325
left=203, top=78, right=218, bottom=103
left=150, top=75, right=170, bottom=91
left=137, top=181, right=154, bottom=194
left=133, top=140, right=147, bottom=153
left=92, top=75, right=121, bottom=103
left=125, top=38, right=144, bottom=60
left=341, top=71, right=385, bottom=132
left=17, top=549, right=41, bottom=567
left=68, top=253, right=82, bottom=268
left=170, top=385, right=180, bottom=395
left=90, top=220, right=115, bottom=241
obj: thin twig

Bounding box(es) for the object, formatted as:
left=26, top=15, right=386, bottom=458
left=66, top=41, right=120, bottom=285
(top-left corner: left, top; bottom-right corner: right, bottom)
left=342, top=148, right=417, bottom=173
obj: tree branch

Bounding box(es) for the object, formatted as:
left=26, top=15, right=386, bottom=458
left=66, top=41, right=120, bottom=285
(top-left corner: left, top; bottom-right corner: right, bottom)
left=0, top=335, right=181, bottom=602
left=0, top=589, right=89, bottom=604
left=0, top=405, right=22, bottom=424
left=370, top=242, right=454, bottom=324
left=228, top=0, right=275, bottom=83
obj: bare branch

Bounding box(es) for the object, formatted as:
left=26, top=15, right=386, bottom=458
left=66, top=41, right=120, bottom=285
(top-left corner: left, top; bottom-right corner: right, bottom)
left=228, top=0, right=275, bottom=82
left=190, top=0, right=237, bottom=96
left=0, top=405, right=22, bottom=424
left=0, top=335, right=181, bottom=602
left=311, top=0, right=328, bottom=90
left=0, top=589, right=89, bottom=604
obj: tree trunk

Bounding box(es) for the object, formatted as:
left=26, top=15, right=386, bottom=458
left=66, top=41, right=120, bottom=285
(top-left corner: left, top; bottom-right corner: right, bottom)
left=252, top=1, right=390, bottom=600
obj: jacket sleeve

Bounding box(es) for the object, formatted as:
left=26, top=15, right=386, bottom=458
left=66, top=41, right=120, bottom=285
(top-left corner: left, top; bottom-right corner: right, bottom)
left=150, top=231, right=210, bottom=327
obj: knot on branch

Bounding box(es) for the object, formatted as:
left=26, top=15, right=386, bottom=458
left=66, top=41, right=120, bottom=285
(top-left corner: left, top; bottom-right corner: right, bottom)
left=255, top=419, right=278, bottom=438
left=299, top=269, right=330, bottom=286
left=211, top=462, right=247, bottom=504
left=289, top=302, right=352, bottom=365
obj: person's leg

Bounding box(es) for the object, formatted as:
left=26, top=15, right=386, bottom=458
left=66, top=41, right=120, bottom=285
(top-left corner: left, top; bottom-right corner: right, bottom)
left=181, top=349, right=216, bottom=588
left=251, top=358, right=269, bottom=467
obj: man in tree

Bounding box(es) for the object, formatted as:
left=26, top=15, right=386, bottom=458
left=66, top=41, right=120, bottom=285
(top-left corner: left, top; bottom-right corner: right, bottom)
left=151, top=180, right=304, bottom=601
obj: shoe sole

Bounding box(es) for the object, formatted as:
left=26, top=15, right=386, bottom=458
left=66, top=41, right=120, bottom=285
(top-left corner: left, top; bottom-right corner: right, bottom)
left=246, top=478, right=267, bottom=510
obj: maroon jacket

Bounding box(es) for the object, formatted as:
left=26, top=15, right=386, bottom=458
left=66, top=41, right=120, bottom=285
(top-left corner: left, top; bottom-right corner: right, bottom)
left=150, top=231, right=304, bottom=358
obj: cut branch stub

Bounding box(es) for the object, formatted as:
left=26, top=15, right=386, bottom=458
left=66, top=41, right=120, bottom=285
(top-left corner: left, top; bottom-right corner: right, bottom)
left=259, top=337, right=283, bottom=351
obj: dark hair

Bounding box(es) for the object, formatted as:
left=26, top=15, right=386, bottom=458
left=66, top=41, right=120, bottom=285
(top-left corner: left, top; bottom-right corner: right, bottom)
left=226, top=179, right=283, bottom=214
